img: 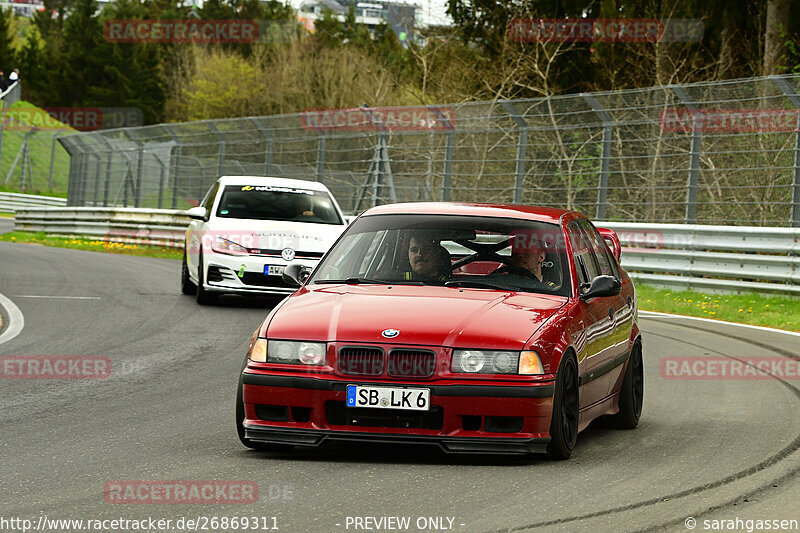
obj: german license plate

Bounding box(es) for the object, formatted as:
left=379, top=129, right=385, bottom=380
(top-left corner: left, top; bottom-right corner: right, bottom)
left=346, top=385, right=430, bottom=411
left=265, top=265, right=285, bottom=276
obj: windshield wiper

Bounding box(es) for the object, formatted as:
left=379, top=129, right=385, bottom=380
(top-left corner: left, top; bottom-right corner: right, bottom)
left=314, top=277, right=389, bottom=285
left=444, top=280, right=517, bottom=291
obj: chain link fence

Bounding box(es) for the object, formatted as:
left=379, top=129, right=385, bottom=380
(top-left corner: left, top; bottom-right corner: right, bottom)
left=0, top=83, right=73, bottom=195
left=59, top=74, right=800, bottom=226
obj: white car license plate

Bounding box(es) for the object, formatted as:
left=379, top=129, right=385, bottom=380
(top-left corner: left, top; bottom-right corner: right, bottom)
left=346, top=385, right=430, bottom=411
left=265, top=265, right=285, bottom=276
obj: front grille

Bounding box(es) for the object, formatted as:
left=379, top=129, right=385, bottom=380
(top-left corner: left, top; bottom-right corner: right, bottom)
left=326, top=402, right=443, bottom=430
left=387, top=350, right=436, bottom=378
left=248, top=249, right=324, bottom=259
left=338, top=347, right=384, bottom=376
left=240, top=272, right=294, bottom=288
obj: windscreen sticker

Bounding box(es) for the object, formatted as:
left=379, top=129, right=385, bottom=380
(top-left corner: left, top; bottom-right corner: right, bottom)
left=240, top=185, right=314, bottom=195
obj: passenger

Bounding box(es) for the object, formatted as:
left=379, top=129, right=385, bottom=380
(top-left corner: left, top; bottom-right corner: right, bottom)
left=496, top=237, right=557, bottom=289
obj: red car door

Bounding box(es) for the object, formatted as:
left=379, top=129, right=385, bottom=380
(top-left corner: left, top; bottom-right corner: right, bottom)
left=567, top=221, right=622, bottom=407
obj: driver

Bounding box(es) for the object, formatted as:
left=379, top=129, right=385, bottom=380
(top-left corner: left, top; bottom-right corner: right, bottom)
left=400, top=233, right=451, bottom=282
left=496, top=235, right=557, bottom=289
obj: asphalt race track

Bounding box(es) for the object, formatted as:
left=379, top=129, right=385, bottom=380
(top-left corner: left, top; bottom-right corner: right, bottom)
left=1, top=236, right=799, bottom=533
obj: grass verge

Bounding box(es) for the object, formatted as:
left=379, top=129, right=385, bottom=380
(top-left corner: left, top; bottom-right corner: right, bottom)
left=637, top=284, right=800, bottom=333
left=0, top=231, right=182, bottom=260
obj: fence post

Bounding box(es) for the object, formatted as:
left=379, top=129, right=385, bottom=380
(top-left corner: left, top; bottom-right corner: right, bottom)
left=0, top=103, right=6, bottom=177
left=582, top=94, right=613, bottom=220
left=769, top=76, right=800, bottom=228
left=251, top=118, right=274, bottom=175
left=162, top=125, right=181, bottom=209
left=501, top=101, right=528, bottom=204
left=49, top=129, right=65, bottom=190
left=316, top=135, right=326, bottom=182
left=671, top=85, right=702, bottom=224
left=442, top=131, right=454, bottom=201
left=205, top=121, right=226, bottom=178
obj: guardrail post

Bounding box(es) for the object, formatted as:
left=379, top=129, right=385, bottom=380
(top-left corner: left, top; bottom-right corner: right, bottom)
left=672, top=86, right=702, bottom=224
left=501, top=101, right=529, bottom=204
left=770, top=76, right=800, bottom=228
left=442, top=131, right=454, bottom=201
left=582, top=94, right=613, bottom=220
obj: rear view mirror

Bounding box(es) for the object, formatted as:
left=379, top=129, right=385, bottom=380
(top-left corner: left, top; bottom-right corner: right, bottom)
left=282, top=263, right=313, bottom=286
left=186, top=206, right=208, bottom=221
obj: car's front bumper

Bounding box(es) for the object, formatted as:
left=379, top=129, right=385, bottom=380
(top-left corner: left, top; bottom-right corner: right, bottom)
left=204, top=254, right=317, bottom=295
left=241, top=373, right=555, bottom=455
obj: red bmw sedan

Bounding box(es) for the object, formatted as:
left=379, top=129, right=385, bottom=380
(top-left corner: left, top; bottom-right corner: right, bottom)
left=236, top=203, right=643, bottom=459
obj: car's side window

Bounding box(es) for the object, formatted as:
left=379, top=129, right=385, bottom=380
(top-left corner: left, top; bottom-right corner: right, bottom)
left=578, top=219, right=619, bottom=279
left=201, top=183, right=219, bottom=213
left=568, top=221, right=601, bottom=288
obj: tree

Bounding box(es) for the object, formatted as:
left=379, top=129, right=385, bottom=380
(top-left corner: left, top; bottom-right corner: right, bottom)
left=54, top=0, right=107, bottom=107
left=93, top=0, right=166, bottom=123
left=0, top=7, right=16, bottom=75
left=764, top=0, right=790, bottom=74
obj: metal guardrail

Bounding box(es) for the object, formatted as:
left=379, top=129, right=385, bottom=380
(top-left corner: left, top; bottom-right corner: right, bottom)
left=13, top=207, right=188, bottom=247
left=0, top=192, right=67, bottom=213
left=601, top=222, right=800, bottom=295
left=12, top=208, right=800, bottom=295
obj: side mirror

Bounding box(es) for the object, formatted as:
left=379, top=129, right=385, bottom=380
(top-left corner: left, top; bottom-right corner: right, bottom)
left=596, top=227, right=621, bottom=262
left=581, top=275, right=622, bottom=300
left=282, top=263, right=313, bottom=286
left=186, top=206, right=208, bottom=221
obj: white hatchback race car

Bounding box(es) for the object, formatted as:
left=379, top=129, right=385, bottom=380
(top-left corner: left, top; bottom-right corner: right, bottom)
left=181, top=176, right=348, bottom=304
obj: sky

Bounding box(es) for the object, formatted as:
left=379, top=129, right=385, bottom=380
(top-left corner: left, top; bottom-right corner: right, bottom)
left=288, top=0, right=452, bottom=27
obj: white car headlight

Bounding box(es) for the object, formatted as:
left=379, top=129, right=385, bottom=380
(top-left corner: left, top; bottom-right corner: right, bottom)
left=267, top=340, right=326, bottom=366
left=451, top=350, right=521, bottom=374
left=212, top=237, right=248, bottom=255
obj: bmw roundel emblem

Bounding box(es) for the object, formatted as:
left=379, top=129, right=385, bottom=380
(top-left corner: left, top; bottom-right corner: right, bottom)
left=381, top=329, right=400, bottom=338
left=281, top=248, right=296, bottom=261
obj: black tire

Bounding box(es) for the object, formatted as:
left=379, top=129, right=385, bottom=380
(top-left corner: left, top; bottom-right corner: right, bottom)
left=181, top=251, right=197, bottom=295
left=607, top=340, right=644, bottom=429
left=546, top=354, right=579, bottom=460
left=195, top=253, right=218, bottom=305
left=236, top=376, right=293, bottom=452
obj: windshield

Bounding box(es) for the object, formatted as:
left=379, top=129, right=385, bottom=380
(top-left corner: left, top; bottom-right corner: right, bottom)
left=215, top=185, right=342, bottom=225
left=309, top=214, right=570, bottom=296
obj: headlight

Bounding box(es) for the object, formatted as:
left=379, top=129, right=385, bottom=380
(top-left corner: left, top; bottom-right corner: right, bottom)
left=212, top=237, right=248, bottom=255
left=451, top=350, right=520, bottom=374
left=267, top=340, right=326, bottom=366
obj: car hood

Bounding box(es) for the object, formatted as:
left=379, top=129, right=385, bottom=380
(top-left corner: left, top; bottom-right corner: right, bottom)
left=266, top=285, right=567, bottom=350
left=205, top=218, right=345, bottom=252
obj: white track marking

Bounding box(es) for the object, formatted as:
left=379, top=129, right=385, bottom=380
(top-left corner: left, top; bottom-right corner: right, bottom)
left=12, top=295, right=101, bottom=300
left=639, top=310, right=800, bottom=338
left=0, top=292, right=25, bottom=345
